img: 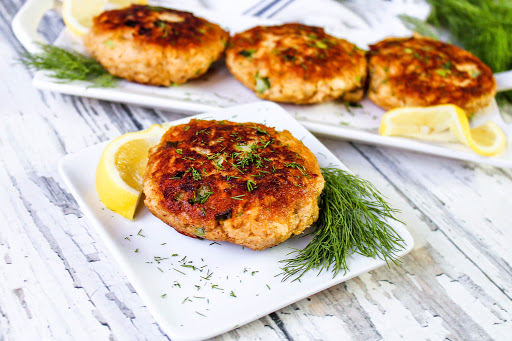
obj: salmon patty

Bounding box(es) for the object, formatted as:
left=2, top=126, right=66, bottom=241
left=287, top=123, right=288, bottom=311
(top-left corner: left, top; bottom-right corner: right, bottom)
left=83, top=5, right=229, bottom=86
left=143, top=119, right=325, bottom=250
left=367, top=36, right=496, bottom=114
left=225, top=23, right=367, bottom=104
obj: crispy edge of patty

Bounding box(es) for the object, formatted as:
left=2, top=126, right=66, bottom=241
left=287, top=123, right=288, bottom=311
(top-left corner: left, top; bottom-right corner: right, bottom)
left=83, top=5, right=229, bottom=86
left=367, top=36, right=497, bottom=114
left=143, top=119, right=325, bottom=250
left=225, top=23, right=367, bottom=104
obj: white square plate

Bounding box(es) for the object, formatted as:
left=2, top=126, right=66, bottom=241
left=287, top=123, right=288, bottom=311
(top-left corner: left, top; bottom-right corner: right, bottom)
left=59, top=102, right=413, bottom=341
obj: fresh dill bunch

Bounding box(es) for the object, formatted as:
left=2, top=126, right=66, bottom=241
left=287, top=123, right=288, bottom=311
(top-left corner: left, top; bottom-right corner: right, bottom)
left=20, top=43, right=119, bottom=87
left=426, top=0, right=512, bottom=104
left=279, top=167, right=405, bottom=282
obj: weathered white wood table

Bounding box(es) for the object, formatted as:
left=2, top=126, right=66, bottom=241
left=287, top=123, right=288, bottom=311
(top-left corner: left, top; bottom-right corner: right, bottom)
left=1, top=0, right=511, bottom=340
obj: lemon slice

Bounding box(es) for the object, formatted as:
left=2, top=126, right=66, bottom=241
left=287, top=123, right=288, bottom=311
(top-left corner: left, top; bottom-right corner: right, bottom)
left=95, top=123, right=169, bottom=220
left=466, top=122, right=507, bottom=156
left=62, top=0, right=147, bottom=37
left=379, top=104, right=507, bottom=157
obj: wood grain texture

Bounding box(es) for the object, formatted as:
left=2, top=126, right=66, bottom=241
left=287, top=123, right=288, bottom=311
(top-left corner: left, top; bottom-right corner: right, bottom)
left=1, top=0, right=511, bottom=340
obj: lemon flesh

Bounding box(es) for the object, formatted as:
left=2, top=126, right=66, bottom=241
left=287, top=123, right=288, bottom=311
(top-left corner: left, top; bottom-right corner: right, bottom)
left=62, top=0, right=147, bottom=37
left=115, top=139, right=152, bottom=192
left=95, top=124, right=168, bottom=220
left=379, top=104, right=507, bottom=157
left=467, top=122, right=507, bottom=156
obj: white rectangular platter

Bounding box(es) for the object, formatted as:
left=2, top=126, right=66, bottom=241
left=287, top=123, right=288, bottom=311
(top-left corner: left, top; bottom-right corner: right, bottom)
left=59, top=102, right=414, bottom=341
left=19, top=4, right=511, bottom=168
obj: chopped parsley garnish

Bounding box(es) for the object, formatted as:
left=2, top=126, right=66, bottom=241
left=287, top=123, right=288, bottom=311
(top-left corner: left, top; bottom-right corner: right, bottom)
left=189, top=185, right=213, bottom=204
left=227, top=160, right=245, bottom=174
left=255, top=74, right=270, bottom=93
left=285, top=162, right=309, bottom=177
left=173, top=268, right=185, bottom=275
left=187, top=167, right=202, bottom=181
left=315, top=41, right=328, bottom=49
left=194, top=227, right=206, bottom=238
left=154, top=20, right=169, bottom=38
left=442, top=61, right=452, bottom=70
left=238, top=49, right=257, bottom=58
left=247, top=179, right=257, bottom=191
left=201, top=270, right=213, bottom=281
left=250, top=124, right=269, bottom=136
left=181, top=264, right=197, bottom=270
left=104, top=40, right=115, bottom=48
left=435, top=69, right=449, bottom=77
left=154, top=256, right=168, bottom=264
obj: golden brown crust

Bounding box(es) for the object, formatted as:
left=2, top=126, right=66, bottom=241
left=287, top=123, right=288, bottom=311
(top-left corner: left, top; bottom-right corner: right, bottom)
left=83, top=5, right=229, bottom=86
left=143, top=119, right=324, bottom=250
left=367, top=36, right=496, bottom=114
left=225, top=23, right=367, bottom=104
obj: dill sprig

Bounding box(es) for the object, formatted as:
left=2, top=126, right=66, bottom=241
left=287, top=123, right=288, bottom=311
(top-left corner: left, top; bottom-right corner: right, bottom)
left=279, top=167, right=405, bottom=282
left=398, top=14, right=439, bottom=40
left=20, top=43, right=119, bottom=87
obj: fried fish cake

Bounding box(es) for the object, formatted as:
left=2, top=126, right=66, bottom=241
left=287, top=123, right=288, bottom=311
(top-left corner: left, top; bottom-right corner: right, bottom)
left=225, top=23, right=367, bottom=104
left=367, top=36, right=497, bottom=114
left=143, top=119, right=324, bottom=251
left=83, top=5, right=229, bottom=86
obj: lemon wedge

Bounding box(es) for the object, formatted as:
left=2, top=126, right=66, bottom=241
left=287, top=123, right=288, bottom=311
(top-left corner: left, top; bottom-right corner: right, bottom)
left=96, top=123, right=169, bottom=220
left=62, top=0, right=147, bottom=37
left=379, top=104, right=507, bottom=157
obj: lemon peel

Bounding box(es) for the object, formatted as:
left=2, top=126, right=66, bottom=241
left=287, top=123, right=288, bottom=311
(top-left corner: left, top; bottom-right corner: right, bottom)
left=379, top=104, right=507, bottom=157
left=95, top=123, right=169, bottom=220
